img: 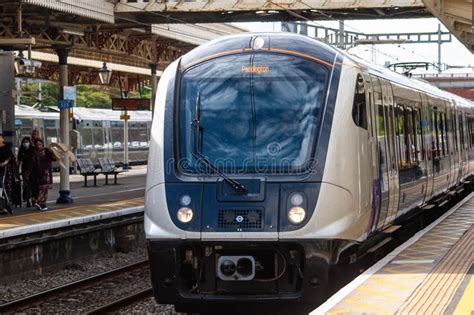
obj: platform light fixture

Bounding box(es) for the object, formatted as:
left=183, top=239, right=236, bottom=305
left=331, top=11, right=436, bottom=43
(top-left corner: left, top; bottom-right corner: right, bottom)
left=98, top=62, right=112, bottom=85
left=15, top=54, right=42, bottom=75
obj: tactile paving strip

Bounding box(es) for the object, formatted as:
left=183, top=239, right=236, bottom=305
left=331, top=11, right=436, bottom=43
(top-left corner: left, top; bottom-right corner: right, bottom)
left=326, top=195, right=474, bottom=315
left=0, top=197, right=144, bottom=232
left=397, top=226, right=474, bottom=314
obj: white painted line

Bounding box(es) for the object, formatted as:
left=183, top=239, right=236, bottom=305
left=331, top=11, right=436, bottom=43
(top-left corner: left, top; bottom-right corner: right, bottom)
left=46, top=187, right=145, bottom=204
left=391, top=259, right=435, bottom=264
left=311, top=192, right=474, bottom=315
left=0, top=205, right=144, bottom=239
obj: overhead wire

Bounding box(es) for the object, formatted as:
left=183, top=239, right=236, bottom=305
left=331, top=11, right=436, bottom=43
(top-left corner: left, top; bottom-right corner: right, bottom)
left=119, top=1, right=443, bottom=66
left=269, top=0, right=439, bottom=65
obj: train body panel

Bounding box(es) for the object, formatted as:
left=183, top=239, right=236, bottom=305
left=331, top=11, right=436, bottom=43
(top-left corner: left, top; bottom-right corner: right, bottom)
left=144, top=32, right=474, bottom=308
left=14, top=104, right=151, bottom=165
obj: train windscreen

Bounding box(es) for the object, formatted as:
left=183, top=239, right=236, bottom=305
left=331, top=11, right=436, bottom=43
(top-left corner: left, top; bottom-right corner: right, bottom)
left=178, top=52, right=330, bottom=174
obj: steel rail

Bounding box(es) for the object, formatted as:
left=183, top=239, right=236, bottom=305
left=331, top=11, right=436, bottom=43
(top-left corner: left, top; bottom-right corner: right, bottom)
left=0, top=259, right=149, bottom=313
left=86, top=287, right=153, bottom=314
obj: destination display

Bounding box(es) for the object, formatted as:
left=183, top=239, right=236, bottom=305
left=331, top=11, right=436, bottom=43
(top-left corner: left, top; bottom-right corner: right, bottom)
left=112, top=98, right=150, bottom=111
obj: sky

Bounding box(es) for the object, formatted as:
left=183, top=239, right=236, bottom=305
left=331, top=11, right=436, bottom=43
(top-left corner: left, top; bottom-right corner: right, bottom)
left=234, top=18, right=473, bottom=74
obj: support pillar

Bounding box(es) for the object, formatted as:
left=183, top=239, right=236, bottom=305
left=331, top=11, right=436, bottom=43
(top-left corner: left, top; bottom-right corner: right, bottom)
left=122, top=90, right=129, bottom=170
left=150, top=64, right=158, bottom=115
left=337, top=20, right=345, bottom=49
left=0, top=52, right=15, bottom=148
left=56, top=48, right=73, bottom=204
left=437, top=24, right=442, bottom=73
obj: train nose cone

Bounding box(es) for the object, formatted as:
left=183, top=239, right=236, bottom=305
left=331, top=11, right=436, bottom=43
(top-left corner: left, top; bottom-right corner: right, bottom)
left=220, top=259, right=236, bottom=276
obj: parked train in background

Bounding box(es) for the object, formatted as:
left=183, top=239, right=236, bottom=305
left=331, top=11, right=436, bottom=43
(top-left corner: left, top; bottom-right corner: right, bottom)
left=145, top=32, right=474, bottom=312
left=15, top=105, right=152, bottom=164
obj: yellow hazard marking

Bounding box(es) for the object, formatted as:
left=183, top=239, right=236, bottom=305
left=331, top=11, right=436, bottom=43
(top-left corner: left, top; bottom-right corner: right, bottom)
left=453, top=275, right=474, bottom=315
left=0, top=197, right=144, bottom=231
left=0, top=223, right=20, bottom=229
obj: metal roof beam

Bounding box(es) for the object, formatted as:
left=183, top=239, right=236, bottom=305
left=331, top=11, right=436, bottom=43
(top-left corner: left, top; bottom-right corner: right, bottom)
left=22, top=0, right=115, bottom=23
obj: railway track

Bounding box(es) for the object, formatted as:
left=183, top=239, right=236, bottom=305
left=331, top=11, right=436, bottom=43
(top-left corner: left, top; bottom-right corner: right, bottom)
left=86, top=287, right=153, bottom=314
left=0, top=259, right=150, bottom=313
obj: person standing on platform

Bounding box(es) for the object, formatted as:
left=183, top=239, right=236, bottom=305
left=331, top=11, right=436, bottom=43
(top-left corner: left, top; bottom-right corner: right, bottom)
left=17, top=136, right=35, bottom=207
left=0, top=134, right=14, bottom=214
left=31, top=129, right=40, bottom=145
left=32, top=139, right=54, bottom=211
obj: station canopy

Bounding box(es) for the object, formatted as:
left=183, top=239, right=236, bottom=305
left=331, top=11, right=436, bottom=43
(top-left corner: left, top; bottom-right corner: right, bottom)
left=0, top=0, right=245, bottom=87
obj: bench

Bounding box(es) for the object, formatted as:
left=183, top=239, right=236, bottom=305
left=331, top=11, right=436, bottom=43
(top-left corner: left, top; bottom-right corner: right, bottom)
left=98, top=158, right=123, bottom=185
left=77, top=158, right=101, bottom=187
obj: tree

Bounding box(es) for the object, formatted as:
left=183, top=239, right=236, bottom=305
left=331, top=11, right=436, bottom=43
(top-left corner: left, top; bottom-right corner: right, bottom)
left=18, top=82, right=152, bottom=109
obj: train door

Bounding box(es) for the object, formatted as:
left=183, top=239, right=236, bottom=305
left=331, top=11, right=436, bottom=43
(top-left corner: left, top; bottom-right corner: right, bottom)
left=362, top=73, right=381, bottom=234
left=369, top=75, right=390, bottom=231
left=446, top=101, right=458, bottom=188
left=459, top=110, right=469, bottom=177
left=351, top=74, right=373, bottom=223
left=419, top=93, right=434, bottom=202
left=380, top=78, right=399, bottom=227
left=466, top=114, right=474, bottom=174
left=430, top=97, right=450, bottom=196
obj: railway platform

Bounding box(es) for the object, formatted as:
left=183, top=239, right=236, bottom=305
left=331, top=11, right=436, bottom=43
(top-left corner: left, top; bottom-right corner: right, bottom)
left=313, top=193, right=474, bottom=315
left=0, top=165, right=146, bottom=239
left=0, top=167, right=146, bottom=282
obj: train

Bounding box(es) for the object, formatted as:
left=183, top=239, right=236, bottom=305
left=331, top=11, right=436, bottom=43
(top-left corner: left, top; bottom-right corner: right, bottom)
left=144, top=32, right=474, bottom=312
left=15, top=105, right=152, bottom=164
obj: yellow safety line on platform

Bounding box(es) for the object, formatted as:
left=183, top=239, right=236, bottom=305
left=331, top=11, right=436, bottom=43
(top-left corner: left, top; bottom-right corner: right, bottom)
left=453, top=274, right=474, bottom=315
left=0, top=197, right=144, bottom=231
left=0, top=224, right=20, bottom=229
left=0, top=197, right=144, bottom=222
left=397, top=226, right=474, bottom=314
left=324, top=195, right=474, bottom=315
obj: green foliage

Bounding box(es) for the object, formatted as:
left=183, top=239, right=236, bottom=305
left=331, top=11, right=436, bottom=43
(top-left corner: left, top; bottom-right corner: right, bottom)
left=19, top=82, right=152, bottom=109
left=76, top=85, right=112, bottom=108
left=19, top=82, right=59, bottom=108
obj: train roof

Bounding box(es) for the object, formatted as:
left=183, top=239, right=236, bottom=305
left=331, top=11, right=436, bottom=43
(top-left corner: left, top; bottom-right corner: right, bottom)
left=72, top=107, right=152, bottom=122
left=344, top=53, right=472, bottom=105
left=15, top=105, right=59, bottom=119
left=324, top=38, right=474, bottom=109
left=14, top=105, right=152, bottom=122
left=189, top=32, right=473, bottom=109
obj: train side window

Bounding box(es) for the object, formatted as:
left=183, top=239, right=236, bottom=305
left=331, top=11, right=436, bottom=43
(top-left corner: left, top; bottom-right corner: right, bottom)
left=405, top=107, right=415, bottom=163
left=352, top=74, right=367, bottom=129
left=444, top=112, right=450, bottom=154
left=452, top=110, right=458, bottom=155
left=433, top=112, right=440, bottom=158
left=468, top=116, right=474, bottom=148
left=376, top=104, right=388, bottom=189
left=458, top=112, right=465, bottom=150
left=395, top=106, right=409, bottom=167
left=440, top=113, right=447, bottom=156
left=414, top=109, right=423, bottom=161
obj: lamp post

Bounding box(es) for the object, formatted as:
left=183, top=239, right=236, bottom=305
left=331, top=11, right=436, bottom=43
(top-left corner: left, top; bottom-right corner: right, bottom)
left=98, top=62, right=112, bottom=85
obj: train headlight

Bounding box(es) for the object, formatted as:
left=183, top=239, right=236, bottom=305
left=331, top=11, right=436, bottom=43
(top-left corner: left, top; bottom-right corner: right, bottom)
left=177, top=207, right=193, bottom=223
left=290, top=192, right=304, bottom=206
left=288, top=206, right=306, bottom=224
left=180, top=195, right=192, bottom=206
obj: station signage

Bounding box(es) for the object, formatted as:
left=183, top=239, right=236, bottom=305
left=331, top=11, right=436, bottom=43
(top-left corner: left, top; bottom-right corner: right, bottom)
left=112, top=98, right=150, bottom=111
left=120, top=114, right=130, bottom=121
left=57, top=99, right=74, bottom=109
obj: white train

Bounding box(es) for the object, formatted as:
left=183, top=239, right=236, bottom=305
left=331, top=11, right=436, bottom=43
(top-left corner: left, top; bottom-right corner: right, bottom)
left=15, top=105, right=152, bottom=164
left=145, top=33, right=474, bottom=312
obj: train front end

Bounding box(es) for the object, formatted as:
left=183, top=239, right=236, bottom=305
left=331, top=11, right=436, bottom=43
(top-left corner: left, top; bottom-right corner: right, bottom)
left=145, top=33, right=356, bottom=309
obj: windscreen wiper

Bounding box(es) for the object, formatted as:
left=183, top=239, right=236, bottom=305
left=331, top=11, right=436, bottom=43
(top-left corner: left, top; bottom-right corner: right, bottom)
left=192, top=152, right=248, bottom=194
left=191, top=92, right=248, bottom=194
